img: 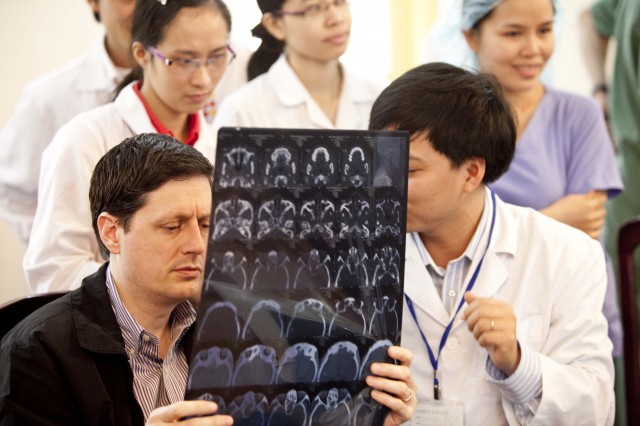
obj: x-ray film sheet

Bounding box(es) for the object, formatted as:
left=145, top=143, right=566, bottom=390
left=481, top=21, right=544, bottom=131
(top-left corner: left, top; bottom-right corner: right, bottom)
left=187, top=127, right=409, bottom=426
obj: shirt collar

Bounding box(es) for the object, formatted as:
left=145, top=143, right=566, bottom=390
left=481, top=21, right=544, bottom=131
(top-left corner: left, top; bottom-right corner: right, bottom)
left=105, top=265, right=196, bottom=354
left=77, top=33, right=127, bottom=92
left=412, top=188, right=492, bottom=271
left=268, top=54, right=313, bottom=107
left=132, top=82, right=201, bottom=146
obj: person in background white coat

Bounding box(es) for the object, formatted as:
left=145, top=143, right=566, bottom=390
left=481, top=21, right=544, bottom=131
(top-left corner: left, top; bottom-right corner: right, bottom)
left=24, top=0, right=235, bottom=294
left=0, top=0, right=136, bottom=243
left=0, top=0, right=248, bottom=244
left=368, top=63, right=614, bottom=425
left=211, top=0, right=385, bottom=134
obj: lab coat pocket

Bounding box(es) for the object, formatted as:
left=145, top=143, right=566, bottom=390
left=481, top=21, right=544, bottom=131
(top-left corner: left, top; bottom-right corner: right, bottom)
left=473, top=348, right=502, bottom=405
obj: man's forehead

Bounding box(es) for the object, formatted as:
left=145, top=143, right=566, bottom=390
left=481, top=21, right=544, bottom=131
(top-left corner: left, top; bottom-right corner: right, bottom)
left=136, top=177, right=212, bottom=215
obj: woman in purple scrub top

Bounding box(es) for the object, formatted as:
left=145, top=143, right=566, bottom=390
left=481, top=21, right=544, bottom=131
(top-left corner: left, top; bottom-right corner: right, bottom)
left=461, top=0, right=623, bottom=355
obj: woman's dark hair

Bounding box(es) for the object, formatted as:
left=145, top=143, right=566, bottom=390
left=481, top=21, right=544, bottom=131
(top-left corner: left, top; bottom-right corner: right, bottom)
left=90, top=133, right=214, bottom=260
left=114, top=0, right=232, bottom=97
left=247, top=0, right=286, bottom=80
left=369, top=62, right=517, bottom=184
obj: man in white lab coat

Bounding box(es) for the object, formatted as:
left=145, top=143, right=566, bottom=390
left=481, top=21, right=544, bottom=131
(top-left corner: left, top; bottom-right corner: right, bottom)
left=369, top=62, right=615, bottom=425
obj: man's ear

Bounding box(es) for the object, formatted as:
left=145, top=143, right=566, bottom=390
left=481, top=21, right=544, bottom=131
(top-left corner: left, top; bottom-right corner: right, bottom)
left=131, top=41, right=149, bottom=68
left=261, top=13, right=286, bottom=41
left=97, top=213, right=121, bottom=255
left=462, top=157, right=486, bottom=193
left=463, top=29, right=479, bottom=53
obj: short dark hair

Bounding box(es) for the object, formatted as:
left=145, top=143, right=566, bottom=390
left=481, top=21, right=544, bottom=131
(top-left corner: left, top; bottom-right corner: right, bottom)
left=89, top=134, right=214, bottom=260
left=369, top=62, right=516, bottom=183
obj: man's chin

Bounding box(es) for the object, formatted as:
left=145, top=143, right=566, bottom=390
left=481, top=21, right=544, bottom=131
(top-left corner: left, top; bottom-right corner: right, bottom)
left=187, top=291, right=201, bottom=307
left=172, top=278, right=203, bottom=306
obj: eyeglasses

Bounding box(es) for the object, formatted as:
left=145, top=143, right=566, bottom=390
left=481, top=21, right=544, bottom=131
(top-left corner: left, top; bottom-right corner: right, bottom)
left=273, top=0, right=349, bottom=19
left=147, top=45, right=236, bottom=74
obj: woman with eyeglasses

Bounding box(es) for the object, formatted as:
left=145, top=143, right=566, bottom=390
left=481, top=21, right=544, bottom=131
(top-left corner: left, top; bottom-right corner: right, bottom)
left=25, top=0, right=235, bottom=294
left=460, top=0, right=623, bottom=359
left=210, top=0, right=385, bottom=131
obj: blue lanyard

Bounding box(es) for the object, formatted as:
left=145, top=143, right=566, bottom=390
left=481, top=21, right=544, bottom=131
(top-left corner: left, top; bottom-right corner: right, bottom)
left=405, top=190, right=497, bottom=400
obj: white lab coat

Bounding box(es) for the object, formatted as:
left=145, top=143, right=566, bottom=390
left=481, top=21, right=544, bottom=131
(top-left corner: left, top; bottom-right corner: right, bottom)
left=402, top=192, right=614, bottom=425
left=24, top=83, right=216, bottom=294
left=212, top=54, right=386, bottom=131
left=0, top=35, right=122, bottom=242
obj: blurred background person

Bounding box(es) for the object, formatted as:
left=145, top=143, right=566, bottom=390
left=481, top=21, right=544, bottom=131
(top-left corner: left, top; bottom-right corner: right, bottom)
left=211, top=0, right=386, bottom=133
left=24, top=0, right=235, bottom=294
left=457, top=0, right=623, bottom=359
left=581, top=1, right=640, bottom=424
left=0, top=0, right=248, bottom=246
left=0, top=0, right=136, bottom=244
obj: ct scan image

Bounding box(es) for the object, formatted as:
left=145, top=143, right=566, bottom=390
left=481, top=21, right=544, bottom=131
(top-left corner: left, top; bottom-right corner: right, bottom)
left=206, top=251, right=248, bottom=290
left=341, top=145, right=371, bottom=188
left=293, top=249, right=332, bottom=289
left=250, top=250, right=291, bottom=291
left=257, top=193, right=297, bottom=240
left=298, top=192, right=337, bottom=240
left=304, top=144, right=338, bottom=187
left=213, top=195, right=254, bottom=241
left=187, top=128, right=409, bottom=425
left=217, top=145, right=258, bottom=189
left=338, top=191, right=371, bottom=239
left=263, top=142, right=299, bottom=188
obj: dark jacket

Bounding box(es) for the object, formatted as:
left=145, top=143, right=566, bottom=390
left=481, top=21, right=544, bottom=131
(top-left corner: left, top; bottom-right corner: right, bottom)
left=0, top=264, right=194, bottom=425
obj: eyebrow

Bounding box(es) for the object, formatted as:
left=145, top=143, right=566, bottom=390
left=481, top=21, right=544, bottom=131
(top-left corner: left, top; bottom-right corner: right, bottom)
left=155, top=213, right=187, bottom=223
left=502, top=20, right=553, bottom=29
left=172, top=46, right=227, bottom=56
left=156, top=211, right=210, bottom=223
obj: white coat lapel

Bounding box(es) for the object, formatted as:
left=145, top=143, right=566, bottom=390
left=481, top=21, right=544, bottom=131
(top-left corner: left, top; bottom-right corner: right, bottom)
left=450, top=192, right=514, bottom=331
left=305, top=101, right=335, bottom=129
left=404, top=236, right=452, bottom=327
left=270, top=55, right=334, bottom=129
left=448, top=250, right=510, bottom=332
left=334, top=67, right=375, bottom=130
left=469, top=251, right=509, bottom=298
left=115, top=83, right=157, bottom=136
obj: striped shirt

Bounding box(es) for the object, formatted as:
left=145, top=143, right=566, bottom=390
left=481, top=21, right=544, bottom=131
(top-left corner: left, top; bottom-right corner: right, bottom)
left=105, top=267, right=196, bottom=421
left=412, top=192, right=489, bottom=315
left=412, top=188, right=542, bottom=424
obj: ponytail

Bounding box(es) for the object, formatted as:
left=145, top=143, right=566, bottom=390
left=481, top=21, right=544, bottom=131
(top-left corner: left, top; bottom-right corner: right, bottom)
left=247, top=22, right=284, bottom=80
left=249, top=0, right=286, bottom=80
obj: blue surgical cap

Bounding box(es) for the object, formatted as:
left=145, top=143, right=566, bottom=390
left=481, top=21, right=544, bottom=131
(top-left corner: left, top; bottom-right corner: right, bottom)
left=461, top=0, right=505, bottom=30
left=461, top=0, right=558, bottom=30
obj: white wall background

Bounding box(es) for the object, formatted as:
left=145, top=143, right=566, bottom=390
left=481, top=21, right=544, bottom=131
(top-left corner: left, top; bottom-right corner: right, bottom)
left=0, top=0, right=595, bottom=304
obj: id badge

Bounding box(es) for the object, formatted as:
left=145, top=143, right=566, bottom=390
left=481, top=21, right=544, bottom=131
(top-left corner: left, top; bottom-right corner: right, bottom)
left=411, top=399, right=464, bottom=426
